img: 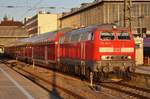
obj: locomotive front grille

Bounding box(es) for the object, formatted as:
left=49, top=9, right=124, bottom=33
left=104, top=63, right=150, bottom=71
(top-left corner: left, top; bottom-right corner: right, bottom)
left=101, top=60, right=133, bottom=67
left=93, top=60, right=135, bottom=72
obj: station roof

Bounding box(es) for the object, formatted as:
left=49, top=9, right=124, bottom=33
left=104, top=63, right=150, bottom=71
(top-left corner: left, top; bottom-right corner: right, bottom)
left=0, top=26, right=28, bottom=47
left=60, top=0, right=150, bottom=19
left=0, top=26, right=28, bottom=37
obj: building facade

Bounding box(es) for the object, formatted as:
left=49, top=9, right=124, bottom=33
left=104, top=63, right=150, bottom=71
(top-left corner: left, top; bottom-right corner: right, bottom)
left=0, top=16, right=28, bottom=53
left=24, top=11, right=60, bottom=37
left=60, top=0, right=150, bottom=35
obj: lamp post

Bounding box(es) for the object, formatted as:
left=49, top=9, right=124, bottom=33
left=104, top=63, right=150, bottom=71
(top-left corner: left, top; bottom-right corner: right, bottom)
left=124, top=0, right=132, bottom=31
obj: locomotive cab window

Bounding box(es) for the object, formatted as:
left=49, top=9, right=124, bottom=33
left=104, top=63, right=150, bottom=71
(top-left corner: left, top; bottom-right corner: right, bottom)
left=100, top=32, right=114, bottom=40
left=118, top=31, right=130, bottom=40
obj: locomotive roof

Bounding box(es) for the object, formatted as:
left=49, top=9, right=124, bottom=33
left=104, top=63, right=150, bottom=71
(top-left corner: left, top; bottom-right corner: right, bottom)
left=65, top=24, right=129, bottom=35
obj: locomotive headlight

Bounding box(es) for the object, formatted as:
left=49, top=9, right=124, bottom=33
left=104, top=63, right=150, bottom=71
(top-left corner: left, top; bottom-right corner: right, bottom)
left=128, top=56, right=131, bottom=59
left=101, top=56, right=106, bottom=60
left=111, top=56, right=114, bottom=59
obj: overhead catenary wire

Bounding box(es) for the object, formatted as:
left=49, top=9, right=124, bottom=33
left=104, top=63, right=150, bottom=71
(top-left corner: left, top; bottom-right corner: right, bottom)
left=19, top=0, right=43, bottom=20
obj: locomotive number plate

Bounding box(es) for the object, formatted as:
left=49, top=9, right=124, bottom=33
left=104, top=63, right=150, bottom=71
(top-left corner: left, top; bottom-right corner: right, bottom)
left=114, top=48, right=121, bottom=52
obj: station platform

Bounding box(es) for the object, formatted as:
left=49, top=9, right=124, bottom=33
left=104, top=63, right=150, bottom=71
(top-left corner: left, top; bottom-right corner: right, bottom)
left=135, top=66, right=150, bottom=75
left=0, top=63, right=57, bottom=99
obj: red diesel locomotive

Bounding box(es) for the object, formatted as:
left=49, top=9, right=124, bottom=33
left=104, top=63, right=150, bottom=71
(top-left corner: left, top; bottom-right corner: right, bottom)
left=5, top=25, right=135, bottom=80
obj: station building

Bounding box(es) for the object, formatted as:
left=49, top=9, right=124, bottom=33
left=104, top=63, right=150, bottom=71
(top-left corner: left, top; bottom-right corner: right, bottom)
left=24, top=11, right=60, bottom=37
left=60, top=0, right=150, bottom=36
left=0, top=16, right=28, bottom=53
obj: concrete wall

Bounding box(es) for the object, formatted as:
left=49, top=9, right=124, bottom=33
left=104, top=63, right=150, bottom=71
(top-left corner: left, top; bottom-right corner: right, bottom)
left=38, top=14, right=58, bottom=34
left=61, top=13, right=80, bottom=28
left=134, top=37, right=143, bottom=65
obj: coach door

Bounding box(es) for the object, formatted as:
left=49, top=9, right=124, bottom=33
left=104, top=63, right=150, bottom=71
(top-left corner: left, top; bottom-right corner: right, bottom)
left=81, top=42, right=86, bottom=61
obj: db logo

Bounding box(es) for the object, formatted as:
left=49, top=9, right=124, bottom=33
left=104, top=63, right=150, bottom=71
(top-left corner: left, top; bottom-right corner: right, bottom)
left=114, top=48, right=121, bottom=52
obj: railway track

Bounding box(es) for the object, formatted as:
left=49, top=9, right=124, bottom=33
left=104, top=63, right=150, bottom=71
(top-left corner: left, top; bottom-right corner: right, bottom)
left=0, top=60, right=85, bottom=99
left=100, top=82, right=150, bottom=99
left=1, top=59, right=150, bottom=99
left=1, top=59, right=120, bottom=99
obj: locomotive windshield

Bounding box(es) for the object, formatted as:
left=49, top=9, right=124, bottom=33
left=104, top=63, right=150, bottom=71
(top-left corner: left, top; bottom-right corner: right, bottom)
left=100, top=32, right=114, bottom=40
left=118, top=31, right=130, bottom=40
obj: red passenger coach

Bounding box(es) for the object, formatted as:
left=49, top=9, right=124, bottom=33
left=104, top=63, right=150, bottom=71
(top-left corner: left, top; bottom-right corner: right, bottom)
left=4, top=28, right=72, bottom=68
left=59, top=24, right=135, bottom=79
left=26, top=29, right=68, bottom=66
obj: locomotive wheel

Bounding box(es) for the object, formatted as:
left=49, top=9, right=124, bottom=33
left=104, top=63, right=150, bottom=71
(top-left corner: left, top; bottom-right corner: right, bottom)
left=75, top=65, right=79, bottom=75
left=93, top=72, right=98, bottom=82
left=75, top=65, right=81, bottom=76
left=127, top=66, right=135, bottom=73
left=69, top=65, right=74, bottom=75
left=59, top=63, right=62, bottom=72
left=113, top=67, right=121, bottom=78
left=93, top=72, right=104, bottom=82
left=98, top=72, right=104, bottom=82
left=67, top=65, right=70, bottom=74
left=79, top=65, right=82, bottom=76
left=66, top=65, right=69, bottom=73
left=125, top=71, right=132, bottom=81
left=81, top=65, right=85, bottom=75
left=102, top=66, right=109, bottom=73
left=72, top=66, right=75, bottom=74
left=58, top=63, right=62, bottom=72
left=80, top=65, right=86, bottom=80
left=62, top=64, right=66, bottom=73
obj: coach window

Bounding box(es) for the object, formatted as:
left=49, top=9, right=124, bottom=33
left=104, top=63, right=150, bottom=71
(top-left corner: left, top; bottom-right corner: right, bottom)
left=118, top=31, right=130, bottom=40
left=71, top=33, right=80, bottom=42
left=81, top=32, right=87, bottom=41
left=64, top=34, right=71, bottom=43
left=100, top=32, right=114, bottom=40
left=59, top=37, right=65, bottom=44
left=87, top=32, right=94, bottom=40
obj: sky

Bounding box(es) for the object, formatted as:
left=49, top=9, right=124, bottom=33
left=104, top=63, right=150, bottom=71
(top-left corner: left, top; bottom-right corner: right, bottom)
left=0, top=0, right=94, bottom=21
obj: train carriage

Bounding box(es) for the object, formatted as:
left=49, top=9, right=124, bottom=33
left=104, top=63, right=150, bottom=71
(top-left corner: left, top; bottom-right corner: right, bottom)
left=4, top=25, right=135, bottom=81
left=5, top=28, right=72, bottom=67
